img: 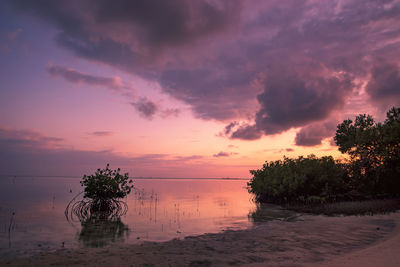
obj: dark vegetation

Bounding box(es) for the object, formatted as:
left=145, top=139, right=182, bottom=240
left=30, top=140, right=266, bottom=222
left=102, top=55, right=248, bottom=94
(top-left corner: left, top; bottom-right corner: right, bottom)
left=65, top=164, right=134, bottom=222
left=248, top=107, right=400, bottom=213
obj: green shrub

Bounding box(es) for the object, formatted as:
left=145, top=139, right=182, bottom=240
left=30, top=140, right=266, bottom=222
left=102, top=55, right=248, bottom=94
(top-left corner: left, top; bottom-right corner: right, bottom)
left=248, top=155, right=347, bottom=204
left=81, top=164, right=133, bottom=201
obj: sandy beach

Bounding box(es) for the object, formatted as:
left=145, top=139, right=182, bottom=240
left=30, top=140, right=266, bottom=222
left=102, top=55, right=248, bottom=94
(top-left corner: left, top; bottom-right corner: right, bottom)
left=312, top=213, right=400, bottom=267
left=2, top=212, right=399, bottom=266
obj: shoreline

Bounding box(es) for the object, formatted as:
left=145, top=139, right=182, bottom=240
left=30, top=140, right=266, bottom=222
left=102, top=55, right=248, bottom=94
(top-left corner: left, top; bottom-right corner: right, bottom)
left=311, top=213, right=400, bottom=267
left=2, top=212, right=399, bottom=266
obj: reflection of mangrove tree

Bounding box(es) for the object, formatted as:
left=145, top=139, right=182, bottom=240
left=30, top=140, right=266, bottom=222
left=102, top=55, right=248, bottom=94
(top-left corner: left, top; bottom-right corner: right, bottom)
left=249, top=107, right=400, bottom=205
left=78, top=216, right=129, bottom=248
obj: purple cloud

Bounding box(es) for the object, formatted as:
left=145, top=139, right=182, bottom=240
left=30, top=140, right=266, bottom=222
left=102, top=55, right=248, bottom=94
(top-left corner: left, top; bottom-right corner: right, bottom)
left=161, top=108, right=181, bottom=118
left=0, top=126, right=63, bottom=149
left=366, top=63, right=400, bottom=109
left=7, top=0, right=400, bottom=140
left=295, top=120, right=338, bottom=147
left=47, top=65, right=127, bottom=91
left=131, top=97, right=158, bottom=119
left=213, top=151, right=238, bottom=158
left=213, top=151, right=230, bottom=158
left=0, top=127, right=212, bottom=177
left=230, top=124, right=262, bottom=140
left=90, top=131, right=113, bottom=137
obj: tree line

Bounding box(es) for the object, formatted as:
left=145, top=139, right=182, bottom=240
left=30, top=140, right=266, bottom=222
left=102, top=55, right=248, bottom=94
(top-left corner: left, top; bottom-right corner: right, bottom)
left=248, top=107, right=400, bottom=204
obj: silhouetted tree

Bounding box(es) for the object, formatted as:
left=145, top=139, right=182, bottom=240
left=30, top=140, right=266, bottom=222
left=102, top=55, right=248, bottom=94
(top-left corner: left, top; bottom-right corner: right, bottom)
left=335, top=107, right=400, bottom=195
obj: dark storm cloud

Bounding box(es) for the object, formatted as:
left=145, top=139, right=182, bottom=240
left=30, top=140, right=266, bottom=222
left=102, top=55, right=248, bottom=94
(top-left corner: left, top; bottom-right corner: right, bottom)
left=295, top=120, right=338, bottom=147
left=7, top=0, right=400, bottom=138
left=131, top=97, right=158, bottom=119
left=253, top=68, right=351, bottom=134
left=93, top=0, right=240, bottom=47
left=8, top=0, right=239, bottom=67
left=366, top=63, right=400, bottom=108
left=230, top=67, right=352, bottom=139
left=47, top=65, right=127, bottom=91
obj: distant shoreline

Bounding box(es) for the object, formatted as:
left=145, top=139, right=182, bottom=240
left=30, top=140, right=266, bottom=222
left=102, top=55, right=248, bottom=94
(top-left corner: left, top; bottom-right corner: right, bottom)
left=0, top=175, right=250, bottom=180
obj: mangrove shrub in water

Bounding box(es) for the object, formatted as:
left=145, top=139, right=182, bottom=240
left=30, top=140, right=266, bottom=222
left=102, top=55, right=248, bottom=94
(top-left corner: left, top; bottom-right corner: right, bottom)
left=81, top=164, right=133, bottom=201
left=66, top=164, right=134, bottom=221
left=80, top=164, right=134, bottom=214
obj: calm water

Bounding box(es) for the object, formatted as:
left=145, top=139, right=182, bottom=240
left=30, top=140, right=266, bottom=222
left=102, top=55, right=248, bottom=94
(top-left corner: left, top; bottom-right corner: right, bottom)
left=0, top=177, right=284, bottom=259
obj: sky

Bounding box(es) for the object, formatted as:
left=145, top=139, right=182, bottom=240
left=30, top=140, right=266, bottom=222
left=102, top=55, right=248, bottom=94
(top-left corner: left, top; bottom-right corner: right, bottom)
left=1, top=0, right=400, bottom=178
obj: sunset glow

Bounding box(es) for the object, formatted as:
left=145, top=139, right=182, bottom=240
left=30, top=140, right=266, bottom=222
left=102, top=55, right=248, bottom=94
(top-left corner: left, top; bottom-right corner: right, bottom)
left=1, top=0, right=399, bottom=178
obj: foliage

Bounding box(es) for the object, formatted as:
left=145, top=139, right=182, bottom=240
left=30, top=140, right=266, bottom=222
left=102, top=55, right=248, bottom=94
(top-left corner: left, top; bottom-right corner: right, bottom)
left=248, top=155, right=347, bottom=204
left=65, top=165, right=132, bottom=224
left=249, top=106, right=400, bottom=205
left=334, top=107, right=400, bottom=195
left=80, top=164, right=134, bottom=201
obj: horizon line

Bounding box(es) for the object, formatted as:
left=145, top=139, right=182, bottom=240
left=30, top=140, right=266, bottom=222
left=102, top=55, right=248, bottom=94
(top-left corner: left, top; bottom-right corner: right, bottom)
left=0, top=175, right=250, bottom=180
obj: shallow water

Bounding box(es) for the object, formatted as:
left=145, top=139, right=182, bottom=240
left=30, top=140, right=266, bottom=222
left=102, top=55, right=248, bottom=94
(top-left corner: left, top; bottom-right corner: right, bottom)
left=0, top=177, right=290, bottom=259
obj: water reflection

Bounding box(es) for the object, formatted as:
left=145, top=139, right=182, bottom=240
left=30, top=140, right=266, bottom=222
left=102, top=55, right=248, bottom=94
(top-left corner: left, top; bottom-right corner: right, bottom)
left=0, top=178, right=255, bottom=259
left=78, top=216, right=129, bottom=248
left=65, top=196, right=131, bottom=248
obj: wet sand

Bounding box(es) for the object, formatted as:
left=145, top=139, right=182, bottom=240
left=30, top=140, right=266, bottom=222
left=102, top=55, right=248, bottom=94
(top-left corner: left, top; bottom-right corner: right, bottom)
left=2, top=212, right=399, bottom=266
